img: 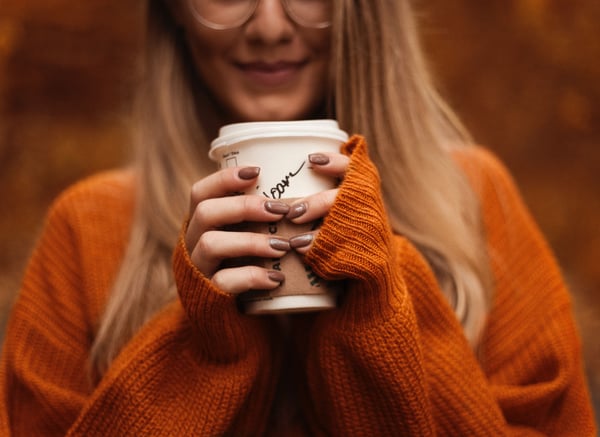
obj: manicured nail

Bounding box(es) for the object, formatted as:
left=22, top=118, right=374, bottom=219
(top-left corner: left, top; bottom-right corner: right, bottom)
left=309, top=153, right=330, bottom=165
left=238, top=166, right=260, bottom=180
left=286, top=202, right=307, bottom=220
left=269, top=237, right=290, bottom=251
left=267, top=270, right=285, bottom=284
left=289, top=233, right=313, bottom=249
left=264, top=200, right=290, bottom=215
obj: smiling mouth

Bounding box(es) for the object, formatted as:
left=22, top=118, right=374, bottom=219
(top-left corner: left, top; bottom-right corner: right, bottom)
left=235, top=61, right=307, bottom=87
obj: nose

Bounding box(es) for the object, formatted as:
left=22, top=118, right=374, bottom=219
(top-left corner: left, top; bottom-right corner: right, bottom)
left=244, top=0, right=294, bottom=44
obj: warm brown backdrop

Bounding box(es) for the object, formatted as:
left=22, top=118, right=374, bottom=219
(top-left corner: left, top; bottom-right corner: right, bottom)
left=1, top=0, right=598, bottom=408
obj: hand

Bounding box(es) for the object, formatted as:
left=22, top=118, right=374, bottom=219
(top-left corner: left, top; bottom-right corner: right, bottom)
left=286, top=152, right=350, bottom=254
left=185, top=166, right=293, bottom=294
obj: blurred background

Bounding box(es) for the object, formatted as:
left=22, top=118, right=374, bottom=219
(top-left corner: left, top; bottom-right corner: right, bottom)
left=0, top=0, right=598, bottom=411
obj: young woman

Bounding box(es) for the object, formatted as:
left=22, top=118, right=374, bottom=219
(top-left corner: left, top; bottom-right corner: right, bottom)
left=1, top=0, right=596, bottom=435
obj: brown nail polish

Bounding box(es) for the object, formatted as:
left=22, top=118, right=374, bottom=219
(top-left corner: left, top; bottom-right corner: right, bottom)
left=309, top=153, right=330, bottom=165
left=238, top=166, right=260, bottom=180
left=289, top=233, right=313, bottom=249
left=286, top=202, right=307, bottom=220
left=264, top=200, right=290, bottom=215
left=267, top=270, right=285, bottom=283
left=269, top=238, right=290, bottom=251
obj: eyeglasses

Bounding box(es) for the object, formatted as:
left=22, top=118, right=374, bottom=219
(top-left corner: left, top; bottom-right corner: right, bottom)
left=188, top=0, right=332, bottom=30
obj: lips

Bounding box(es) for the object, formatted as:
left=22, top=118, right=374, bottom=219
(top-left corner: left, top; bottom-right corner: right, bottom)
left=235, top=60, right=307, bottom=87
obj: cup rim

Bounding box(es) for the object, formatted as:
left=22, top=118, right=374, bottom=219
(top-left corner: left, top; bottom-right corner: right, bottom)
left=209, top=119, right=348, bottom=161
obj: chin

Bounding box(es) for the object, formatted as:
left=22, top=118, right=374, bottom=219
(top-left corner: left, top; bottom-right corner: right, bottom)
left=232, top=108, right=299, bottom=122
left=228, top=96, right=325, bottom=123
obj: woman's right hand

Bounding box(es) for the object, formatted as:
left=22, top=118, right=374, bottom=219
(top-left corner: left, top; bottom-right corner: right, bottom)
left=184, top=166, right=292, bottom=295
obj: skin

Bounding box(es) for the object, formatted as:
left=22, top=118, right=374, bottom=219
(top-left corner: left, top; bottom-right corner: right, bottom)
left=176, top=0, right=350, bottom=294
left=185, top=155, right=348, bottom=294
left=180, top=0, right=332, bottom=121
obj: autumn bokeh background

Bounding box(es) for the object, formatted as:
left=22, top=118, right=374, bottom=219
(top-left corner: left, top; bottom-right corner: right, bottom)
left=1, top=0, right=598, bottom=406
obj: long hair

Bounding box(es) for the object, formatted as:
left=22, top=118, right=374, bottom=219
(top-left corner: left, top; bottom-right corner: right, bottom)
left=90, top=0, right=492, bottom=377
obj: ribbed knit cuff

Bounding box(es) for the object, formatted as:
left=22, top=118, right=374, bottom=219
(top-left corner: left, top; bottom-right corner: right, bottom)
left=172, top=228, right=270, bottom=362
left=304, top=135, right=407, bottom=324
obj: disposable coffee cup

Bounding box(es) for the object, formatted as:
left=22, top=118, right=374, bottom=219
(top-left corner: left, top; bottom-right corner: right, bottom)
left=209, top=120, right=349, bottom=314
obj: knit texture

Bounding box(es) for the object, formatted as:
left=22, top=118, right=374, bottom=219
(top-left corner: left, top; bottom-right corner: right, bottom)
left=0, top=137, right=596, bottom=435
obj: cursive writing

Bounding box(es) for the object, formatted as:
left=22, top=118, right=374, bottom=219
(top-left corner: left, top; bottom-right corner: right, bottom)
left=262, top=161, right=306, bottom=199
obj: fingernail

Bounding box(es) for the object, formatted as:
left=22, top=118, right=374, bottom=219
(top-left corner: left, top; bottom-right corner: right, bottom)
left=238, top=166, right=260, bottom=180
left=309, top=153, right=330, bottom=165
left=269, top=237, right=290, bottom=251
left=267, top=270, right=285, bottom=284
left=289, top=233, right=313, bottom=249
left=264, top=200, right=290, bottom=215
left=286, top=202, right=307, bottom=220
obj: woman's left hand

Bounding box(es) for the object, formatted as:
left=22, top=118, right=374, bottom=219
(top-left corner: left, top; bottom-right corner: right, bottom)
left=286, top=152, right=350, bottom=254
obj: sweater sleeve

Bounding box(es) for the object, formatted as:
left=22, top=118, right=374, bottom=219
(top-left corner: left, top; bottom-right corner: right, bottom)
left=298, top=136, right=596, bottom=436
left=0, top=184, right=277, bottom=436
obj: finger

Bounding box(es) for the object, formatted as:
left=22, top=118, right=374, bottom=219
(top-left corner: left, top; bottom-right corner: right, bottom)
left=189, top=166, right=260, bottom=216
left=308, top=152, right=350, bottom=179
left=212, top=266, right=285, bottom=295
left=190, top=230, right=290, bottom=276
left=289, top=231, right=317, bottom=255
left=186, top=196, right=290, bottom=249
left=285, top=189, right=338, bottom=224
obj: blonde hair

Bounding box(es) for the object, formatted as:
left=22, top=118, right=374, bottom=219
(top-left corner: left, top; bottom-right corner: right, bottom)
left=90, top=0, right=492, bottom=377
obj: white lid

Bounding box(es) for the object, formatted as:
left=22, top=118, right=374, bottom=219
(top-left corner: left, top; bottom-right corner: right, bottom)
left=209, top=119, right=348, bottom=159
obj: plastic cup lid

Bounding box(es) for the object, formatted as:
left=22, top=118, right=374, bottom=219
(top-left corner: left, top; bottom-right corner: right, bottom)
left=209, top=119, right=348, bottom=161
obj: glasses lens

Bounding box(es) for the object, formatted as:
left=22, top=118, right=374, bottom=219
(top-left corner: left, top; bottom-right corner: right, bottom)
left=191, top=0, right=255, bottom=29
left=285, top=0, right=332, bottom=28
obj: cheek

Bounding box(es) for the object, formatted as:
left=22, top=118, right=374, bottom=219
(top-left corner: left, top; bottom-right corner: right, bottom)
left=307, top=32, right=331, bottom=78
left=186, top=28, right=233, bottom=76
left=190, top=46, right=221, bottom=88
left=309, top=40, right=332, bottom=91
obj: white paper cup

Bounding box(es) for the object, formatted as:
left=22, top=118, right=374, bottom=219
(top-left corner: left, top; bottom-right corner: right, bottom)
left=209, top=120, right=348, bottom=314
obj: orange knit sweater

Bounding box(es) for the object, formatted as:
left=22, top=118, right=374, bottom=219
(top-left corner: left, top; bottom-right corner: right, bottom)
left=0, top=136, right=596, bottom=435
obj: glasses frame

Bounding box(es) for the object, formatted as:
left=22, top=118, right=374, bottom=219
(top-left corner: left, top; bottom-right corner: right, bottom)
left=188, top=0, right=332, bottom=30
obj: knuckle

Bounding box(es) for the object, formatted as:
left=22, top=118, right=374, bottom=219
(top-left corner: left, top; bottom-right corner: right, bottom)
left=325, top=188, right=338, bottom=204
left=242, top=194, right=257, bottom=212
left=247, top=267, right=265, bottom=288
left=190, top=181, right=204, bottom=206
left=313, top=191, right=331, bottom=211
left=211, top=270, right=227, bottom=291
left=338, top=154, right=351, bottom=167
left=196, top=231, right=215, bottom=255
left=219, top=168, right=236, bottom=188
left=193, top=202, right=210, bottom=224
left=240, top=234, right=256, bottom=254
